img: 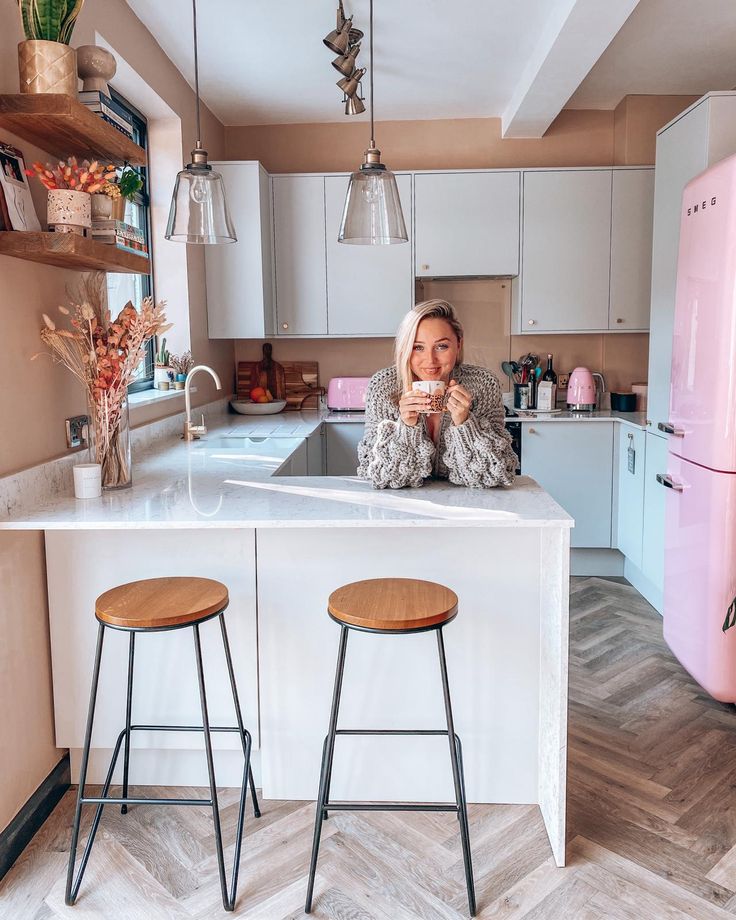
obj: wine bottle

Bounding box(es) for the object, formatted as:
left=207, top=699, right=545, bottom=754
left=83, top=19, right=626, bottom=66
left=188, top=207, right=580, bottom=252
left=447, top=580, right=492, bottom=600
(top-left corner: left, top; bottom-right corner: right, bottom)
left=542, top=354, right=557, bottom=384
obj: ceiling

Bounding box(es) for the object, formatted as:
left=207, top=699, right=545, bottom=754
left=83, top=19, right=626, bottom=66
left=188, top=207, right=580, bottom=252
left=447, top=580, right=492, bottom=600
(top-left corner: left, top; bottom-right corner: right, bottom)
left=126, top=0, right=736, bottom=137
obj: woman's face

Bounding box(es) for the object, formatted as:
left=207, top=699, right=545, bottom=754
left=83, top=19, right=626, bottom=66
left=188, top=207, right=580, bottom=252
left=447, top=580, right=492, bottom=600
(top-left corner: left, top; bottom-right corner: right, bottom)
left=410, top=317, right=461, bottom=383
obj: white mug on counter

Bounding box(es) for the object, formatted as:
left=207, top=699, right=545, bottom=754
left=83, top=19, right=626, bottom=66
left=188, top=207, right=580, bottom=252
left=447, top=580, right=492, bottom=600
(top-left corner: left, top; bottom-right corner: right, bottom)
left=73, top=463, right=102, bottom=499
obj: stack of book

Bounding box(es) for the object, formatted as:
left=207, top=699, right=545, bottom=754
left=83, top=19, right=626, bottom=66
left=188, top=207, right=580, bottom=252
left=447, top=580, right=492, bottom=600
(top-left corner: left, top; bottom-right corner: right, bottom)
left=78, top=91, right=134, bottom=140
left=90, top=219, right=148, bottom=257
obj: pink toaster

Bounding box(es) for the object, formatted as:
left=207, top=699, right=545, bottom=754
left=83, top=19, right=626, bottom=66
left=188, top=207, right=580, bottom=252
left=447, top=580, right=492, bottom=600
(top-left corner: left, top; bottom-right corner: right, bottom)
left=326, top=377, right=371, bottom=410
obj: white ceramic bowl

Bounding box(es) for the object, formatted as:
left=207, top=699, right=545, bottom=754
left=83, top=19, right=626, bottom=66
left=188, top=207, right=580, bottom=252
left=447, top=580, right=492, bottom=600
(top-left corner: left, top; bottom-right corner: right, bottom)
left=230, top=399, right=287, bottom=415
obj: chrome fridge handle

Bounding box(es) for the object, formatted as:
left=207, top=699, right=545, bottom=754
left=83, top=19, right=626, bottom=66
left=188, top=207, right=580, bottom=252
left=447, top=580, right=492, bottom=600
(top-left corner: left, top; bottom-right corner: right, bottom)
left=656, top=473, right=684, bottom=492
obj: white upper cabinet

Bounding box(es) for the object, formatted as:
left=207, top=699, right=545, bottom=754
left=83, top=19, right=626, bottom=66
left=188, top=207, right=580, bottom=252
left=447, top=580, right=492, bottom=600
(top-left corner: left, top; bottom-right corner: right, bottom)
left=519, top=169, right=612, bottom=332
left=205, top=162, right=274, bottom=338
left=609, top=168, right=654, bottom=331
left=414, top=171, right=520, bottom=278
left=272, top=175, right=328, bottom=335
left=324, top=174, right=414, bottom=336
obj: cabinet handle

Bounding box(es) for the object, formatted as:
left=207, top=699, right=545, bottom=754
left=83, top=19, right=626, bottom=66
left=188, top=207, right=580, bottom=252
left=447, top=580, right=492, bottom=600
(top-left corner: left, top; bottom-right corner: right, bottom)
left=528, top=427, right=536, bottom=434
left=527, top=319, right=536, bottom=326
left=616, top=318, right=624, bottom=324
left=282, top=322, right=289, bottom=330
left=421, top=263, right=430, bottom=271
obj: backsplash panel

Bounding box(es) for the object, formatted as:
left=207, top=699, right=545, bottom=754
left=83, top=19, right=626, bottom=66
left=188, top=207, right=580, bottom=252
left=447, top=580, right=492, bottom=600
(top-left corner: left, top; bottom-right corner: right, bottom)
left=233, top=279, right=649, bottom=396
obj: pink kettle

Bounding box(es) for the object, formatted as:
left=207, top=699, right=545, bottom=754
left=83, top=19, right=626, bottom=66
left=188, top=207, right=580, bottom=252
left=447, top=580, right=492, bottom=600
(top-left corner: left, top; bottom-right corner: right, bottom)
left=566, top=367, right=597, bottom=410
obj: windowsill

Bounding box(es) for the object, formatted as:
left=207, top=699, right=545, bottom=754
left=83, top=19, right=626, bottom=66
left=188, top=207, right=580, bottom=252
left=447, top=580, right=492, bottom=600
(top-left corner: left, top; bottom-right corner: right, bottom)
left=128, top=388, right=186, bottom=408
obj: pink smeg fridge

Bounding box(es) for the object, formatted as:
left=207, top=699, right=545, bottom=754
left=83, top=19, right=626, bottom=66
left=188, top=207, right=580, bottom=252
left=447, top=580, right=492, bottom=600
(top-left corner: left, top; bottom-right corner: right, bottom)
left=659, top=153, right=736, bottom=702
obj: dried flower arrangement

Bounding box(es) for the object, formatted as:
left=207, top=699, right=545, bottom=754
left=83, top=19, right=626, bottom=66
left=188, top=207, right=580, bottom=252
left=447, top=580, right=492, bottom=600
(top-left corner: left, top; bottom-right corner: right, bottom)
left=35, top=272, right=170, bottom=489
left=26, top=157, right=116, bottom=192
left=170, top=350, right=194, bottom=377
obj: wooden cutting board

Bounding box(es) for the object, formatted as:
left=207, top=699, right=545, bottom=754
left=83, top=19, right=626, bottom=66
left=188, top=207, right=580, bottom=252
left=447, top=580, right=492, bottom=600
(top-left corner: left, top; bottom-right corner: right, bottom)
left=237, top=359, right=323, bottom=410
left=254, top=343, right=286, bottom=399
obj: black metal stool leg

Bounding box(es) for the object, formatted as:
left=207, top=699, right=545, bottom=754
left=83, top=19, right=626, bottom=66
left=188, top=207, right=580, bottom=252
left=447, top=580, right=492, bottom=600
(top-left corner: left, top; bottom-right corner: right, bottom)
left=65, top=622, right=105, bottom=906
left=218, top=614, right=261, bottom=820
left=120, top=631, right=135, bottom=815
left=305, top=624, right=349, bottom=914
left=437, top=627, right=476, bottom=917
left=193, top=623, right=233, bottom=911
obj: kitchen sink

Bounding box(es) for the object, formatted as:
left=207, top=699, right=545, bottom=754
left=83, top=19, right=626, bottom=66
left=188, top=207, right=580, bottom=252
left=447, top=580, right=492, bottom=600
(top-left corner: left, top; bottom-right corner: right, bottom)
left=194, top=436, right=270, bottom=448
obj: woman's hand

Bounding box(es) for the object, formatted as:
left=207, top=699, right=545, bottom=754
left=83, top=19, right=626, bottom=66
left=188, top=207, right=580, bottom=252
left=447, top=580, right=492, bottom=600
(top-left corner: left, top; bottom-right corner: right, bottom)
left=399, top=390, right=430, bottom=427
left=446, top=380, right=472, bottom=426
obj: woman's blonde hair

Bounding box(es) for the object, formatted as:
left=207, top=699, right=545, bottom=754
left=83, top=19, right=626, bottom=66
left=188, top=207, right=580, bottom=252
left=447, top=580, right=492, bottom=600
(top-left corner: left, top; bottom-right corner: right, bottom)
left=394, top=300, right=464, bottom=395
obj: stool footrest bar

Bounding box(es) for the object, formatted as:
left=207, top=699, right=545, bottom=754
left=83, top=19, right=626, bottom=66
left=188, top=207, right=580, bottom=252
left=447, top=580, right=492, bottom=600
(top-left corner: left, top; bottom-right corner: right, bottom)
left=335, top=729, right=450, bottom=736
left=80, top=796, right=213, bottom=806
left=324, top=802, right=459, bottom=813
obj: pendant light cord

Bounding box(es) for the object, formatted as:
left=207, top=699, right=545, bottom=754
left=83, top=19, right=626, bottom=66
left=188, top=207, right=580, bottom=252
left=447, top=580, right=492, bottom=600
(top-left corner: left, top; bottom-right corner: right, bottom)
left=192, top=0, right=202, bottom=147
left=369, top=0, right=375, bottom=149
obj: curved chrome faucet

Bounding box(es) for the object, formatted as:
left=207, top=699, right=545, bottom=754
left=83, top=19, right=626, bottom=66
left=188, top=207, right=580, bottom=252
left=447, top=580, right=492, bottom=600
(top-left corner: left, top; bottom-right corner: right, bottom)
left=183, top=364, right=222, bottom=441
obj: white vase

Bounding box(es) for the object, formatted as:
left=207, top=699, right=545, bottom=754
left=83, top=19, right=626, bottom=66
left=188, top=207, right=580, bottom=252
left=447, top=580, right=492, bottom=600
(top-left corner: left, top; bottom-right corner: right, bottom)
left=90, top=193, right=113, bottom=220
left=47, top=189, right=91, bottom=235
left=154, top=365, right=172, bottom=389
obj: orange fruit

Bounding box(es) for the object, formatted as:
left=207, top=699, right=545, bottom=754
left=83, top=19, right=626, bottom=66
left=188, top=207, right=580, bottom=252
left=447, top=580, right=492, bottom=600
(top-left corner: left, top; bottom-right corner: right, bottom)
left=257, top=395, right=270, bottom=403
left=265, top=389, right=274, bottom=401
left=250, top=386, right=265, bottom=400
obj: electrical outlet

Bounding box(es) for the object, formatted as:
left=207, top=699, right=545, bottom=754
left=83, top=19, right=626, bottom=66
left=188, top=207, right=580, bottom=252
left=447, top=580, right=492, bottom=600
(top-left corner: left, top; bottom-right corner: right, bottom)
left=558, top=373, right=569, bottom=389
left=65, top=415, right=89, bottom=449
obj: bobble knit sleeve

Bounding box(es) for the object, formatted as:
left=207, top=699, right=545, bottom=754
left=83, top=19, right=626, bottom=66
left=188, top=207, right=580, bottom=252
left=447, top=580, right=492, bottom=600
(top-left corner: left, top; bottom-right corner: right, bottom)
left=357, top=368, right=434, bottom=489
left=442, top=369, right=518, bottom=489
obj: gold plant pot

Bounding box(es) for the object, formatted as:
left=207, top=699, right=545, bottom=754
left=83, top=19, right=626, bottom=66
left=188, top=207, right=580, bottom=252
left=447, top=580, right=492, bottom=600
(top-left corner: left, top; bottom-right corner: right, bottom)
left=18, top=40, right=77, bottom=95
left=110, top=196, right=126, bottom=221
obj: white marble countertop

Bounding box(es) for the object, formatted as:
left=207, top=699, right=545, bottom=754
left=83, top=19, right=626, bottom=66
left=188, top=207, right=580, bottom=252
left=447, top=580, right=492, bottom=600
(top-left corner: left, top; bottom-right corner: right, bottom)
left=0, top=410, right=572, bottom=531
left=508, top=409, right=647, bottom=428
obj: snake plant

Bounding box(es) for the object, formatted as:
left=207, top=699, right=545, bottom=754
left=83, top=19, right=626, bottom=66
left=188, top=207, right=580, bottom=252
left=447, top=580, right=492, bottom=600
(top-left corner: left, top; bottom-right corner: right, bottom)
left=17, top=0, right=85, bottom=44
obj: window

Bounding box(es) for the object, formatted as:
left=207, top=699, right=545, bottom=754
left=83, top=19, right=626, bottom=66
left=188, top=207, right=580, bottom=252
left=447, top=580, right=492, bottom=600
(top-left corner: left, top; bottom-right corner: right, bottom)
left=105, top=89, right=155, bottom=393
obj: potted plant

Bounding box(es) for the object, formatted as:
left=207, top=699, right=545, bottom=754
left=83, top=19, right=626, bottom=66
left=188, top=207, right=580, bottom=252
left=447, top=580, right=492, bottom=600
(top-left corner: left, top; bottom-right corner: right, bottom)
left=16, top=0, right=85, bottom=96
left=27, top=157, right=116, bottom=234
left=170, top=350, right=193, bottom=389
left=154, top=336, right=171, bottom=389
left=108, top=167, right=143, bottom=221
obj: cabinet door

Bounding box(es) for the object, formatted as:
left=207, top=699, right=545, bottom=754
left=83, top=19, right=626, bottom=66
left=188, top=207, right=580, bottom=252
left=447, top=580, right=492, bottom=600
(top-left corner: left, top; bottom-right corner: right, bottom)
left=272, top=176, right=328, bottom=335
left=641, top=431, right=668, bottom=597
left=414, top=172, right=520, bottom=277
left=205, top=162, right=273, bottom=338
left=521, top=421, right=613, bottom=547
left=325, top=175, right=413, bottom=335
left=609, top=169, right=654, bottom=331
left=521, top=170, right=612, bottom=332
left=616, top=425, right=646, bottom=566
left=647, top=103, right=708, bottom=429
left=326, top=423, right=365, bottom=475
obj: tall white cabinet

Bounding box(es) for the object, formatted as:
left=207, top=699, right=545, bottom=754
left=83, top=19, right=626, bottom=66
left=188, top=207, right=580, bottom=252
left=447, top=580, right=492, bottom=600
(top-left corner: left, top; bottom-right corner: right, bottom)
left=324, top=174, right=414, bottom=335
left=272, top=175, right=329, bottom=335
left=205, top=162, right=274, bottom=338
left=628, top=93, right=736, bottom=612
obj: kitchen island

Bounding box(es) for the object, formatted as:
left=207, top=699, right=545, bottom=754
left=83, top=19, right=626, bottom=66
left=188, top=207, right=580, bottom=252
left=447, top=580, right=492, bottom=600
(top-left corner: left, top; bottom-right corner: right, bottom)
left=0, top=406, right=572, bottom=866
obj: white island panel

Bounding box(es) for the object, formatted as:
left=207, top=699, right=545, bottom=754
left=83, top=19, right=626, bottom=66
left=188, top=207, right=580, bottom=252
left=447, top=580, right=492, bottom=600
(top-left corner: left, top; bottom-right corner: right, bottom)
left=45, top=529, right=259, bottom=786
left=258, top=526, right=568, bottom=863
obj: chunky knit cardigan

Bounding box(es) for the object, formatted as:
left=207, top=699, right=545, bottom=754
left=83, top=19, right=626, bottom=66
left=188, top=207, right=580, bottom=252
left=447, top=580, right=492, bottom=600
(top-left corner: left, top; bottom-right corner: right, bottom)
left=356, top=364, right=518, bottom=490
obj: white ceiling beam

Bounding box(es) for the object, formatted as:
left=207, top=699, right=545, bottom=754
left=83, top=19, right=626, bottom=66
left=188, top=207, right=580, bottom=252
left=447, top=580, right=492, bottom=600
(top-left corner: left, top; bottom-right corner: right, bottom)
left=502, top=0, right=641, bottom=138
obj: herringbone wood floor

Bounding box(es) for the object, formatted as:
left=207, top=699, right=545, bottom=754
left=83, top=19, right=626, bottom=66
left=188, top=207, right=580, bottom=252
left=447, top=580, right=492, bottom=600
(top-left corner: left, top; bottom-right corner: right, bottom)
left=2, top=576, right=736, bottom=919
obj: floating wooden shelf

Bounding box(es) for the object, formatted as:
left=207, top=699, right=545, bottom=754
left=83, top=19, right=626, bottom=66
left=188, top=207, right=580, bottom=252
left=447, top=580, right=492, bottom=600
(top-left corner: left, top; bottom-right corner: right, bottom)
left=0, top=94, right=146, bottom=166
left=0, top=231, right=150, bottom=273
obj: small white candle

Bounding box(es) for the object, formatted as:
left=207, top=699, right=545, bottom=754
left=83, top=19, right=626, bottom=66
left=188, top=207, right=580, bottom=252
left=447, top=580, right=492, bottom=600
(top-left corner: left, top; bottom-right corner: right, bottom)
left=73, top=463, right=102, bottom=499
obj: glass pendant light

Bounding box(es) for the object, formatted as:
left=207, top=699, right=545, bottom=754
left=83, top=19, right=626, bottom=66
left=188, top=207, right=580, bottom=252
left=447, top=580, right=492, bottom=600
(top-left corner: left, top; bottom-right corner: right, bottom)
left=338, top=0, right=408, bottom=245
left=165, top=0, right=236, bottom=244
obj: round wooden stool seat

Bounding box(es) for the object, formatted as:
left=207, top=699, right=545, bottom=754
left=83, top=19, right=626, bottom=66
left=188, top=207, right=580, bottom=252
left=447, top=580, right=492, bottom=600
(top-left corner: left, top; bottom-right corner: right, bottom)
left=328, top=577, right=458, bottom=632
left=95, top=577, right=229, bottom=630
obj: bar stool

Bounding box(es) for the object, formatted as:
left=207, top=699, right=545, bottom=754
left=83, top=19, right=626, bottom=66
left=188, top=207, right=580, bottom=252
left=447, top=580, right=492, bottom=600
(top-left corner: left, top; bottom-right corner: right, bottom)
left=305, top=577, right=476, bottom=917
left=65, top=576, right=260, bottom=911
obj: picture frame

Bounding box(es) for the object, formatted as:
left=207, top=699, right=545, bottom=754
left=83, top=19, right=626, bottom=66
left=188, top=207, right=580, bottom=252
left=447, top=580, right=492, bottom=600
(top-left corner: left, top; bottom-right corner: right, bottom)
left=0, top=142, right=41, bottom=232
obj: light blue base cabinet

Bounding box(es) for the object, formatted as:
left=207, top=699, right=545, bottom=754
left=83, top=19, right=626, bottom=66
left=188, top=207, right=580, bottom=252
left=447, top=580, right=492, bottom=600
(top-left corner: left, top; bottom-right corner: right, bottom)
left=521, top=422, right=613, bottom=548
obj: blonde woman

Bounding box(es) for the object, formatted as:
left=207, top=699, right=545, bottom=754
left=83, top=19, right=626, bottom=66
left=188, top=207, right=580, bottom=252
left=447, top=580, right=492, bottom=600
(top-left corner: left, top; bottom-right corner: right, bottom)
left=357, top=300, right=518, bottom=489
